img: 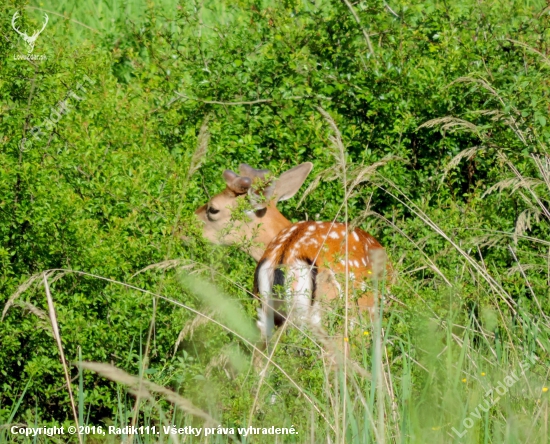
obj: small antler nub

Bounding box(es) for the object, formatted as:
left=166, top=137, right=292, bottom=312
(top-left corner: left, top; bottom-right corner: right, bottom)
left=239, top=164, right=270, bottom=181
left=223, top=170, right=252, bottom=194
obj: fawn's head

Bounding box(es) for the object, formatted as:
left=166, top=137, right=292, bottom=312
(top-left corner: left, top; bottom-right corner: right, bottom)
left=195, top=162, right=313, bottom=260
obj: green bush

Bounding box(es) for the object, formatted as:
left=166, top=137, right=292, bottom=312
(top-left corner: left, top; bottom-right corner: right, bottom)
left=1, top=0, right=549, bottom=442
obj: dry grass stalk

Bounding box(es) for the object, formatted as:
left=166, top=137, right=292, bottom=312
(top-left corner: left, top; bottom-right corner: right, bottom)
left=316, top=106, right=351, bottom=441
left=2, top=271, right=69, bottom=320
left=369, top=249, right=387, bottom=444
left=316, top=107, right=346, bottom=167
left=14, top=300, right=52, bottom=333
left=43, top=274, right=82, bottom=444
left=187, top=114, right=211, bottom=179
left=370, top=248, right=387, bottom=282
left=132, top=259, right=195, bottom=278
left=532, top=154, right=550, bottom=191
left=450, top=77, right=507, bottom=107
left=298, top=157, right=394, bottom=209
left=350, top=206, right=376, bottom=231
left=484, top=176, right=544, bottom=197
left=506, top=39, right=550, bottom=67
left=80, top=362, right=218, bottom=425
left=49, top=271, right=69, bottom=284
left=378, top=174, right=516, bottom=314
left=173, top=309, right=218, bottom=355
left=383, top=340, right=400, bottom=440
left=484, top=153, right=550, bottom=224
left=296, top=165, right=339, bottom=207
left=469, top=109, right=502, bottom=117
left=129, top=291, right=158, bottom=440
left=205, top=352, right=231, bottom=378
left=341, top=0, right=375, bottom=58
left=355, top=210, right=451, bottom=286
left=507, top=263, right=544, bottom=276
left=449, top=76, right=529, bottom=145
left=347, top=157, right=396, bottom=192
left=508, top=246, right=546, bottom=319
left=472, top=232, right=509, bottom=249
left=509, top=173, right=550, bottom=223
left=441, top=146, right=484, bottom=179
left=418, top=116, right=483, bottom=139
left=15, top=300, right=48, bottom=320
left=348, top=375, right=381, bottom=440
left=515, top=208, right=541, bottom=243
left=2, top=273, right=43, bottom=320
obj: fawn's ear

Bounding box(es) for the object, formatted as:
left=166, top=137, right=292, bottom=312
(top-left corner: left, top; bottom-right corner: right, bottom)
left=267, top=162, right=313, bottom=202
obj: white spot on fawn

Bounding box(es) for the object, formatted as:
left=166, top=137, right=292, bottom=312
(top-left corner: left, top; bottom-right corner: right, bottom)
left=353, top=231, right=359, bottom=241
left=329, top=231, right=340, bottom=239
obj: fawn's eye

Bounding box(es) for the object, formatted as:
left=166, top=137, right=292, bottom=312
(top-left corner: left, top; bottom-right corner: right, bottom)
left=206, top=206, right=220, bottom=222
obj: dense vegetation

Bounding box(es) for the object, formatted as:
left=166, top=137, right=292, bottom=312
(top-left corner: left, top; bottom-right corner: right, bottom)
left=1, top=0, right=550, bottom=442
